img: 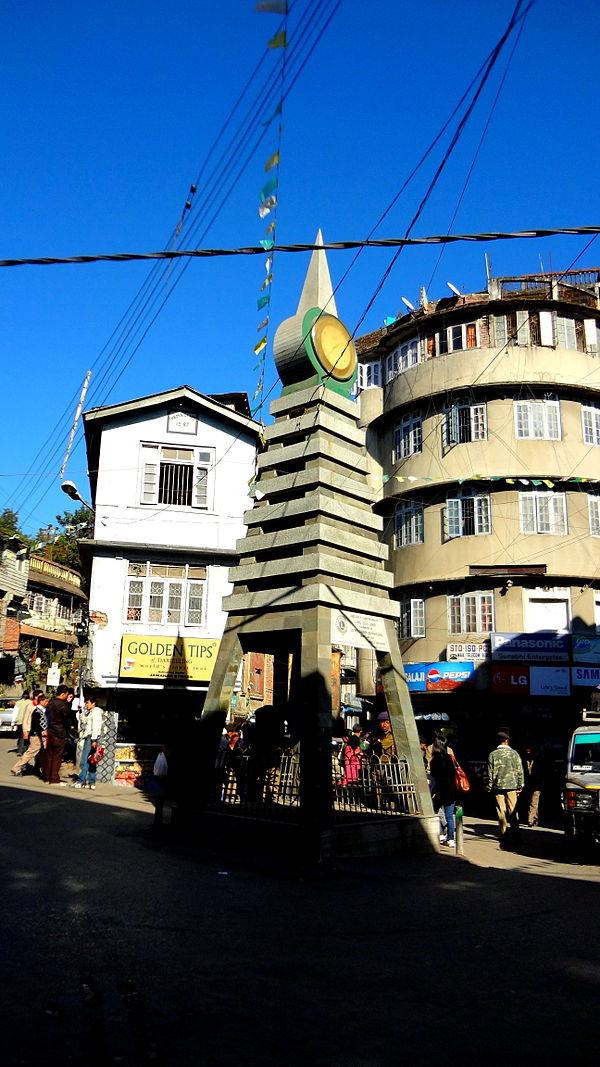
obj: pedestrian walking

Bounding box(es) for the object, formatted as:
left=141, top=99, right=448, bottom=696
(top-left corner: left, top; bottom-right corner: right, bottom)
left=12, top=690, right=31, bottom=755
left=10, top=693, right=48, bottom=777
left=429, top=734, right=458, bottom=848
left=522, top=745, right=543, bottom=827
left=72, top=695, right=103, bottom=789
left=42, top=685, right=73, bottom=785
left=485, top=730, right=524, bottom=846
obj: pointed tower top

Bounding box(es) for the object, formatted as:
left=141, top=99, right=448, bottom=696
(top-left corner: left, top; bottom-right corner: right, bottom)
left=296, top=229, right=338, bottom=318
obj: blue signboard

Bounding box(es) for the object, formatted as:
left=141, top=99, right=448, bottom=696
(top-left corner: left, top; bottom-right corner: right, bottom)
left=404, top=662, right=476, bottom=693
left=491, top=632, right=569, bottom=662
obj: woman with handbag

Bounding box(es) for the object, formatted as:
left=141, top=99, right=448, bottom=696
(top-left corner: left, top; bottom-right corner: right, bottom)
left=429, top=734, right=458, bottom=849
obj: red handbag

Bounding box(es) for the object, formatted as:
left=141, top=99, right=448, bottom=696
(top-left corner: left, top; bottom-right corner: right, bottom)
left=452, top=754, right=470, bottom=793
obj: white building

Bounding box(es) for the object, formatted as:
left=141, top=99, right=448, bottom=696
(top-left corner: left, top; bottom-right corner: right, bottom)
left=81, top=386, right=261, bottom=742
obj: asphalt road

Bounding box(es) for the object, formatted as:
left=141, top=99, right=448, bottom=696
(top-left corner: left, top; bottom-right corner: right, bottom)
left=1, top=738, right=599, bottom=1067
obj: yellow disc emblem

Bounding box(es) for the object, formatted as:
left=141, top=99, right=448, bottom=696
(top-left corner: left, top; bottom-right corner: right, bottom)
left=311, top=314, right=357, bottom=380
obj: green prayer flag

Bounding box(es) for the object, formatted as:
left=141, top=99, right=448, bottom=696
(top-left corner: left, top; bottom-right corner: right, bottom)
left=267, top=30, right=287, bottom=48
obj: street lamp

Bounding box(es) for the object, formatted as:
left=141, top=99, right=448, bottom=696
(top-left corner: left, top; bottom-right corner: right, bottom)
left=61, top=480, right=94, bottom=514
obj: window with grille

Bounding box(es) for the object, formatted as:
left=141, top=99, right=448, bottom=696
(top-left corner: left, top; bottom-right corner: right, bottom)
left=443, top=399, right=487, bottom=447
left=393, top=411, right=422, bottom=460
left=445, top=488, right=491, bottom=538
left=394, top=501, right=424, bottom=547
left=140, top=445, right=213, bottom=508
left=582, top=403, right=600, bottom=446
left=520, top=491, right=567, bottom=535
left=448, top=592, right=494, bottom=634
left=589, top=495, right=600, bottom=538
left=514, top=398, right=561, bottom=440
left=124, top=562, right=207, bottom=625
left=399, top=598, right=426, bottom=638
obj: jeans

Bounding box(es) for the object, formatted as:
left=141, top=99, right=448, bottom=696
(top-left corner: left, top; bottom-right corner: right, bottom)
left=77, top=737, right=97, bottom=786
left=439, top=802, right=456, bottom=841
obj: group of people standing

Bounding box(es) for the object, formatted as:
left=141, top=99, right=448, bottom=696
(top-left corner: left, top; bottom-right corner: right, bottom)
left=10, top=686, right=104, bottom=789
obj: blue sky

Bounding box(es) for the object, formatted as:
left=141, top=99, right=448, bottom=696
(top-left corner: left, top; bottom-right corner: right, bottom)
left=1, top=0, right=598, bottom=535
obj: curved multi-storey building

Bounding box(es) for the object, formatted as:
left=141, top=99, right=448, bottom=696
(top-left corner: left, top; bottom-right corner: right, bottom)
left=357, top=268, right=600, bottom=750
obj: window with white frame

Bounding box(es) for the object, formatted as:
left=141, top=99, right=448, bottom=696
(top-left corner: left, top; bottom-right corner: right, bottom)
left=443, top=398, right=487, bottom=447
left=520, top=490, right=567, bottom=535
left=493, top=310, right=529, bottom=347
left=394, top=500, right=424, bottom=547
left=393, top=411, right=422, bottom=460
left=588, top=494, right=600, bottom=537
left=357, top=361, right=382, bottom=390
left=444, top=487, right=491, bottom=538
left=555, top=315, right=585, bottom=351
left=448, top=592, right=494, bottom=634
left=140, top=444, right=213, bottom=508
left=398, top=598, right=426, bottom=638
left=582, top=403, right=600, bottom=446
left=125, top=562, right=207, bottom=626
left=447, top=321, right=479, bottom=353
left=384, top=339, right=421, bottom=383
left=514, top=398, right=561, bottom=440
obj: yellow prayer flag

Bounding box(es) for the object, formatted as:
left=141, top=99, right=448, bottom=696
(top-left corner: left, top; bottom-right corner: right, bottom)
left=265, top=151, right=280, bottom=172
left=254, top=336, right=267, bottom=355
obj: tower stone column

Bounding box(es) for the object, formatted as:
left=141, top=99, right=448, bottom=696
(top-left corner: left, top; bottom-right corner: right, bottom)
left=200, top=235, right=437, bottom=857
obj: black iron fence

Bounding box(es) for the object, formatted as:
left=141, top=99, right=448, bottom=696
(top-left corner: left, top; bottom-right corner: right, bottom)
left=208, top=750, right=420, bottom=821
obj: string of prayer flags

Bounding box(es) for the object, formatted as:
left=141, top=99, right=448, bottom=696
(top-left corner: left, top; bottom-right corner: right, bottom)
left=251, top=1, right=288, bottom=422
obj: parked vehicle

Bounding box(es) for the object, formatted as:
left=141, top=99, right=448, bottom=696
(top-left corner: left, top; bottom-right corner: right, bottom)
left=562, top=703, right=600, bottom=848
left=0, top=699, right=17, bottom=735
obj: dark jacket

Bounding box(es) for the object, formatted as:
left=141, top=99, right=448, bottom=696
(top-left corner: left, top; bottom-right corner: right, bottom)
left=430, top=750, right=458, bottom=807
left=45, top=697, right=71, bottom=739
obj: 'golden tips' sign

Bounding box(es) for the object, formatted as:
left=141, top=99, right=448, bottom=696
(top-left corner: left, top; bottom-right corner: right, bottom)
left=119, top=635, right=220, bottom=682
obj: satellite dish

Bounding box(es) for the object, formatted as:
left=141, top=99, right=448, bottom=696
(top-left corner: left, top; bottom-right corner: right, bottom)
left=401, top=297, right=415, bottom=311
left=447, top=282, right=461, bottom=297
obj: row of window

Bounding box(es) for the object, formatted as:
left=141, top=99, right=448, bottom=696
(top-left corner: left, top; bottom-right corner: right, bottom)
left=400, top=590, right=600, bottom=639
left=25, top=592, right=83, bottom=624
left=394, top=489, right=600, bottom=546
left=393, top=397, right=600, bottom=460
left=358, top=311, right=600, bottom=390
left=126, top=562, right=206, bottom=626
left=399, top=592, right=494, bottom=637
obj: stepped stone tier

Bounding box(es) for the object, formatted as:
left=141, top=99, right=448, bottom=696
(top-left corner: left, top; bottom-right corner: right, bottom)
left=201, top=236, right=437, bottom=858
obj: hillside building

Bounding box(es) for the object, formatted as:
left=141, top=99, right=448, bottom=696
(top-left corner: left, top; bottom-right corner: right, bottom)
left=356, top=268, right=600, bottom=753
left=80, top=386, right=262, bottom=750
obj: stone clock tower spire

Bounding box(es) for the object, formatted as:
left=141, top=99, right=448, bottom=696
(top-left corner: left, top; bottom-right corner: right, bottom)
left=199, top=235, right=436, bottom=860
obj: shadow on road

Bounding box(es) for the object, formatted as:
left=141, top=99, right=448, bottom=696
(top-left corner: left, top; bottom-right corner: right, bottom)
left=1, top=779, right=599, bottom=1067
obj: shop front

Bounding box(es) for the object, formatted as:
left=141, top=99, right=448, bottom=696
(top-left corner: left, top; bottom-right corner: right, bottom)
left=100, top=633, right=221, bottom=787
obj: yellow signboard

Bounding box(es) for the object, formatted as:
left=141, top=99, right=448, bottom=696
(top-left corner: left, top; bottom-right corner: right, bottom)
left=119, top=634, right=220, bottom=682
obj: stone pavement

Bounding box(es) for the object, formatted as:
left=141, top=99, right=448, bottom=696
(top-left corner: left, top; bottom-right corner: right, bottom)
left=1, top=737, right=599, bottom=1066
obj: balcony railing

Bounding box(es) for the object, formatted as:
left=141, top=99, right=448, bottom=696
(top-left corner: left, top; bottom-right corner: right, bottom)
left=29, top=555, right=82, bottom=588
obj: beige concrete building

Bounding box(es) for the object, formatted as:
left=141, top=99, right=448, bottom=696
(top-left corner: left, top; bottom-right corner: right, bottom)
left=356, top=268, right=600, bottom=750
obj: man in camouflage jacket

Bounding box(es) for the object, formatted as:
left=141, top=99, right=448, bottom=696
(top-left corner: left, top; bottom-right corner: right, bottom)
left=485, top=731, right=524, bottom=845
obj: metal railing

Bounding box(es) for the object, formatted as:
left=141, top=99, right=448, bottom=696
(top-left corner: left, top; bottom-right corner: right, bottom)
left=209, top=751, right=420, bottom=821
